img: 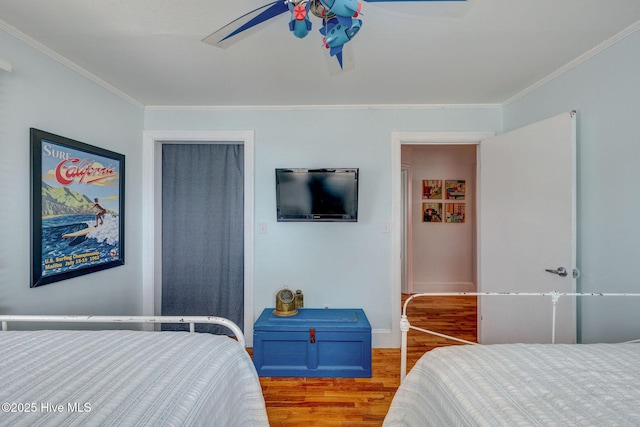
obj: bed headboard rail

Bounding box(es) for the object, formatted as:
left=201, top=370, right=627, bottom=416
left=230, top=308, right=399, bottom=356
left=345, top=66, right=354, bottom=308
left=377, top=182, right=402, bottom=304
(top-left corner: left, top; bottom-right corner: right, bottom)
left=400, top=292, right=640, bottom=382
left=0, top=315, right=245, bottom=346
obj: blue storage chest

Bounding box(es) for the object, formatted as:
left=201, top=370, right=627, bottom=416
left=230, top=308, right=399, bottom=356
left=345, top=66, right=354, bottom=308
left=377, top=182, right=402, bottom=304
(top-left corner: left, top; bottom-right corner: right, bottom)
left=253, top=308, right=372, bottom=377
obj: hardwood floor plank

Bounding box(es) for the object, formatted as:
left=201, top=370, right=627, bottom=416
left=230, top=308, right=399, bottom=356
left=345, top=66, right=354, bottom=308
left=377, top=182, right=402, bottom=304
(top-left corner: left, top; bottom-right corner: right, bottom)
left=255, top=294, right=477, bottom=426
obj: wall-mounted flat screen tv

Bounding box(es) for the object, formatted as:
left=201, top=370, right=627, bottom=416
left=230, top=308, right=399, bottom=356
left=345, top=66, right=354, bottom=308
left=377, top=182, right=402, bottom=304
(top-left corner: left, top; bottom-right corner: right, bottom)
left=276, top=168, right=359, bottom=222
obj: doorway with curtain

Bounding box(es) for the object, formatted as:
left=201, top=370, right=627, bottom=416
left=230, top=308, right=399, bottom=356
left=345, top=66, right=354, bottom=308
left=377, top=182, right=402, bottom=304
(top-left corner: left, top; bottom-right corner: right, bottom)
left=160, top=144, right=244, bottom=333
left=141, top=129, right=255, bottom=344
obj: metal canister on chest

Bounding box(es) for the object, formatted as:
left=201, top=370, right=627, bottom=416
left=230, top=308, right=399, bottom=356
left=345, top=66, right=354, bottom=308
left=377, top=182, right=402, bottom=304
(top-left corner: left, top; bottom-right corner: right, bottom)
left=295, top=289, right=304, bottom=308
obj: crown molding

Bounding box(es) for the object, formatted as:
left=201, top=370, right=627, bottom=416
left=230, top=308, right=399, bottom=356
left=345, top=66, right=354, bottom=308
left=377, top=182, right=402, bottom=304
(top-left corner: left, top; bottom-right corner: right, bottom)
left=144, top=103, right=501, bottom=111
left=0, top=19, right=143, bottom=108
left=3, top=14, right=638, bottom=110
left=503, top=19, right=640, bottom=106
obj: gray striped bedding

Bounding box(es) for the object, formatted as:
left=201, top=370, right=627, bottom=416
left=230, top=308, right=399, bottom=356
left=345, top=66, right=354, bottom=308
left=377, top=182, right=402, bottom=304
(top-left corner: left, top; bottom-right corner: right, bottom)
left=0, top=330, right=269, bottom=426
left=384, top=343, right=640, bottom=426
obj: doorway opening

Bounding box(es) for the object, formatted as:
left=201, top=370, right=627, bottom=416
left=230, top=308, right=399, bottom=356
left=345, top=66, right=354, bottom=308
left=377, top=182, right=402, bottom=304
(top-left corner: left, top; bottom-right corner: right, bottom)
left=141, top=130, right=255, bottom=345
left=392, top=113, right=577, bottom=346
left=401, top=144, right=477, bottom=294
left=391, top=131, right=494, bottom=348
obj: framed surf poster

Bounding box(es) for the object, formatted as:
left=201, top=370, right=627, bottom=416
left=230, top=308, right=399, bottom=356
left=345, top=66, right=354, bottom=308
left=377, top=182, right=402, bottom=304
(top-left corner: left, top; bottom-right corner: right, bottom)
left=30, top=129, right=125, bottom=287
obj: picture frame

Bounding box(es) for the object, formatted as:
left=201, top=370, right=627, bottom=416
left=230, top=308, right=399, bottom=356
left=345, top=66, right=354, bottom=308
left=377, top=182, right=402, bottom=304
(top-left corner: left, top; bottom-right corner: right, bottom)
left=445, top=180, right=465, bottom=200
left=445, top=203, right=466, bottom=223
left=30, top=129, right=125, bottom=287
left=422, top=179, right=442, bottom=199
left=422, top=202, right=443, bottom=222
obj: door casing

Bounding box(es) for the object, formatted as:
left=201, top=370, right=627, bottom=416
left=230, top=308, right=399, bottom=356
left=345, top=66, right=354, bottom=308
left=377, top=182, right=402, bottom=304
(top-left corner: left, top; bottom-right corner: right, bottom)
left=400, top=165, right=412, bottom=294
left=142, top=130, right=255, bottom=346
left=391, top=131, right=494, bottom=348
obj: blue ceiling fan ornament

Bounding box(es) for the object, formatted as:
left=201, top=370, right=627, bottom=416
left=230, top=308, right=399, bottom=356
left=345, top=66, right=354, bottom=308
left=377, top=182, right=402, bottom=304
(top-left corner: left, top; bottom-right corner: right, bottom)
left=319, top=17, right=362, bottom=68
left=203, top=0, right=464, bottom=69
left=288, top=0, right=313, bottom=38
left=320, top=0, right=362, bottom=18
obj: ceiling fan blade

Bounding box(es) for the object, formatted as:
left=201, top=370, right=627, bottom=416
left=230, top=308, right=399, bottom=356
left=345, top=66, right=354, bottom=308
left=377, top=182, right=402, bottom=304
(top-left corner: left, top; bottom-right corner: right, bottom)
left=323, top=42, right=356, bottom=75
left=202, top=1, right=289, bottom=48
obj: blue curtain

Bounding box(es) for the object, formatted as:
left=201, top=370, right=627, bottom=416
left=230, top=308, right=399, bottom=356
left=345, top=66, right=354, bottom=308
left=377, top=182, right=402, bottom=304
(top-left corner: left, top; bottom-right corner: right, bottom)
left=161, top=144, right=244, bottom=335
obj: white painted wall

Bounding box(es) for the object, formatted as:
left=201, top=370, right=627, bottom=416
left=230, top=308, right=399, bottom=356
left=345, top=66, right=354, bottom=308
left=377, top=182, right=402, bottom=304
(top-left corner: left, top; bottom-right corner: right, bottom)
left=402, top=145, right=476, bottom=292
left=503, top=27, right=640, bottom=343
left=0, top=29, right=144, bottom=319
left=0, top=56, right=11, bottom=72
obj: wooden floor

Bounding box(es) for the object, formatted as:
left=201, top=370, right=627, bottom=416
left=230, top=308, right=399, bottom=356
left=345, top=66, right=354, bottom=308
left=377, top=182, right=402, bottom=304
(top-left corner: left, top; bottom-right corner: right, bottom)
left=254, top=295, right=477, bottom=426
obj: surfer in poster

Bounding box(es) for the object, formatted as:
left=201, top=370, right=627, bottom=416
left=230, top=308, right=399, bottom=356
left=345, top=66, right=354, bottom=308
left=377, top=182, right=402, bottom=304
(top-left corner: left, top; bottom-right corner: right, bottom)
left=92, top=198, right=107, bottom=227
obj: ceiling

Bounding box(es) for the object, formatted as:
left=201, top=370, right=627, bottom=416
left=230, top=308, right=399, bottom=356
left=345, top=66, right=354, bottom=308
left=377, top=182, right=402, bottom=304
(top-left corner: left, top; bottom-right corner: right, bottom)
left=1, top=0, right=640, bottom=107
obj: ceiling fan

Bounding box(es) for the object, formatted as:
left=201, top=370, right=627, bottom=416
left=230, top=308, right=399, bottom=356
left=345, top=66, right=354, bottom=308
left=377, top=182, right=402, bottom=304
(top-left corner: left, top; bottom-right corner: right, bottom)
left=203, top=0, right=466, bottom=69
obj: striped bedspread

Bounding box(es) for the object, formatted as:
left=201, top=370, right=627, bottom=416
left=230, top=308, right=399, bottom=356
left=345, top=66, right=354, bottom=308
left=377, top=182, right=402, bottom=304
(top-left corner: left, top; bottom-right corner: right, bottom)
left=0, top=330, right=269, bottom=426
left=384, top=343, right=640, bottom=426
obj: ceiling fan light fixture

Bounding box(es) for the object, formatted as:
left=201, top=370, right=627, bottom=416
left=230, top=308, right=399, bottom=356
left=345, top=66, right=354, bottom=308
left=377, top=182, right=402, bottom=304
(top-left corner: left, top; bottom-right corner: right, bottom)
left=204, top=0, right=464, bottom=68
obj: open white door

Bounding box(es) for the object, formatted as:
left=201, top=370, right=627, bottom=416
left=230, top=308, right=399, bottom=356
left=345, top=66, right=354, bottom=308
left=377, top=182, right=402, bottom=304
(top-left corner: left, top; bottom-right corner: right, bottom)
left=479, top=111, right=577, bottom=344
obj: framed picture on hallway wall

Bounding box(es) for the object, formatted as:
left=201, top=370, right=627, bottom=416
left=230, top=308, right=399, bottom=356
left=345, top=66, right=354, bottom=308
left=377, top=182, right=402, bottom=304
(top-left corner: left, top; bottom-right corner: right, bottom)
left=445, top=203, right=466, bottom=223
left=422, top=179, right=442, bottom=199
left=445, top=180, right=465, bottom=200
left=30, top=128, right=125, bottom=287
left=422, top=202, right=442, bottom=222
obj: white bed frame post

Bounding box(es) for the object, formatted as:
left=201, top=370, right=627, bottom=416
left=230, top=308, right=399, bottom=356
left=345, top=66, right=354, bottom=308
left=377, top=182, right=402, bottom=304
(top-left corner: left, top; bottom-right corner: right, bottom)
left=400, top=314, right=410, bottom=383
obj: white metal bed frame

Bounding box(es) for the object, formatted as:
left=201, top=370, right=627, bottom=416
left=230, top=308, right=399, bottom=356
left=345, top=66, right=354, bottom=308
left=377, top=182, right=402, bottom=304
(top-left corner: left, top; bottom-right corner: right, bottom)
left=400, top=292, right=640, bottom=382
left=0, top=315, right=245, bottom=346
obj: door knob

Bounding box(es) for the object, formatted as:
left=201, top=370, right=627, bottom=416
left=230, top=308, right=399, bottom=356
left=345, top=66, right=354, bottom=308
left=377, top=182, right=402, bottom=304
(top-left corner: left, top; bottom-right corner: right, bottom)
left=545, top=267, right=568, bottom=277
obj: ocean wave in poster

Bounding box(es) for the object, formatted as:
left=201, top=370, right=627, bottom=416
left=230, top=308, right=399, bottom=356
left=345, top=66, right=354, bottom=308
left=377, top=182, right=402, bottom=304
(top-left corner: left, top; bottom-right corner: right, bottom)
left=41, top=214, right=120, bottom=276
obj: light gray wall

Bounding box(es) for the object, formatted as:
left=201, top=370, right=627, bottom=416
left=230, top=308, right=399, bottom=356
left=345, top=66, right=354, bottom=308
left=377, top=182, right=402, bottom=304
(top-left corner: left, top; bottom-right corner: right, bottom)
left=503, top=30, right=640, bottom=342
left=0, top=29, right=144, bottom=317
left=144, top=107, right=502, bottom=337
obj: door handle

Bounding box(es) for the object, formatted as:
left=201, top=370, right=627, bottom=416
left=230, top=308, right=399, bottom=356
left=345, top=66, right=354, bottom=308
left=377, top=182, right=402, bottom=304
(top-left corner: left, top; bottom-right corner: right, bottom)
left=545, top=267, right=580, bottom=278
left=545, top=267, right=568, bottom=277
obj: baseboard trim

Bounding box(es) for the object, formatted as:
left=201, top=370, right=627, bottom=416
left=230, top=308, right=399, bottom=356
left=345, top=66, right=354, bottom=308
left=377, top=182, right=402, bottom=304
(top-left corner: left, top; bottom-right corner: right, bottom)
left=372, top=329, right=396, bottom=348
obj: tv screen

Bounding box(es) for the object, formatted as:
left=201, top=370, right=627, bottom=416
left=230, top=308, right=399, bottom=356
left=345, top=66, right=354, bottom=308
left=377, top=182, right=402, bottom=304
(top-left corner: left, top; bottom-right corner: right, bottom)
left=276, top=168, right=359, bottom=222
